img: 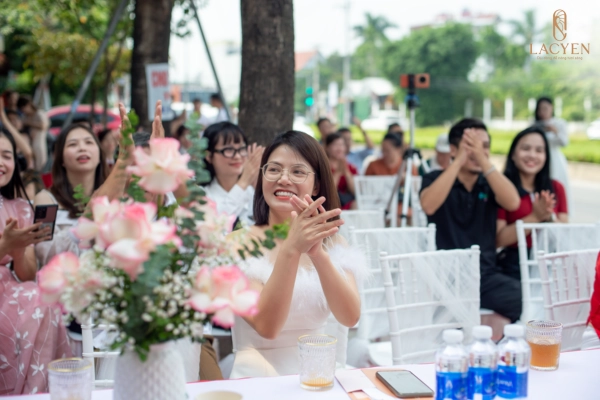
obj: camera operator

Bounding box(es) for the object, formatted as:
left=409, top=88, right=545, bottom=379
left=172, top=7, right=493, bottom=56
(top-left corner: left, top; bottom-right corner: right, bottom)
left=420, top=118, right=522, bottom=323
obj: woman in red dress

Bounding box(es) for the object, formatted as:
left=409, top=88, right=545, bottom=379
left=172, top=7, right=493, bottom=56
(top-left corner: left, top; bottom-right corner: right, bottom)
left=325, top=133, right=357, bottom=210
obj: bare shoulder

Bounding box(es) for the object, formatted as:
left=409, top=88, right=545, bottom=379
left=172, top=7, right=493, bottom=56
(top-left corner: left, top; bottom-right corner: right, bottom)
left=328, top=233, right=349, bottom=248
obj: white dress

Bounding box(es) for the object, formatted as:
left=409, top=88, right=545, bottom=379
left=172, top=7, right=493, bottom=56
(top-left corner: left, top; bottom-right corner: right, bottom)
left=230, top=242, right=368, bottom=378
left=543, top=117, right=571, bottom=214
left=203, top=180, right=255, bottom=226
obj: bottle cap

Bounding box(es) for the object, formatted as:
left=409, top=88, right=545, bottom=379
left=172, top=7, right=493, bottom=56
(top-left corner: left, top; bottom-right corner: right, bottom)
left=443, top=329, right=464, bottom=344
left=472, top=325, right=493, bottom=340
left=504, top=324, right=524, bottom=338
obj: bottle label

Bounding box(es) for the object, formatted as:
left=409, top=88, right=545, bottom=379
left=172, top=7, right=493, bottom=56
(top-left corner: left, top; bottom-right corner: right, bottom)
left=467, top=367, right=496, bottom=400
left=436, top=371, right=467, bottom=399
left=496, top=365, right=528, bottom=399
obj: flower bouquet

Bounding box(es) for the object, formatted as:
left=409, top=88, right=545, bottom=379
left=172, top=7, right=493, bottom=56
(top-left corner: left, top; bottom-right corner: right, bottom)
left=37, top=109, right=284, bottom=398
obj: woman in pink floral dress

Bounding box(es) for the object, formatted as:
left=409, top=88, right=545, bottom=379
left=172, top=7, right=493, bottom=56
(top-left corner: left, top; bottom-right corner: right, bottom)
left=0, top=127, right=72, bottom=395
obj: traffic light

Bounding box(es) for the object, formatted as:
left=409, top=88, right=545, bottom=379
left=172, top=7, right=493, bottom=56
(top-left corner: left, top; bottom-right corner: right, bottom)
left=304, top=87, right=314, bottom=107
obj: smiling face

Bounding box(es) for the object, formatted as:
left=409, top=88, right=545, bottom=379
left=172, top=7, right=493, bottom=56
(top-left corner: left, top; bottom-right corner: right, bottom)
left=0, top=136, right=15, bottom=188
left=262, top=145, right=318, bottom=219
left=205, top=136, right=248, bottom=180
left=62, top=127, right=101, bottom=174
left=512, top=133, right=547, bottom=177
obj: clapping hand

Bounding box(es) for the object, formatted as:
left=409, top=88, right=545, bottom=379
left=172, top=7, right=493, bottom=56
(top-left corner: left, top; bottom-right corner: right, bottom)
left=151, top=100, right=165, bottom=140
left=532, top=190, right=556, bottom=222
left=460, top=128, right=487, bottom=166
left=238, top=143, right=265, bottom=189
left=286, top=195, right=343, bottom=258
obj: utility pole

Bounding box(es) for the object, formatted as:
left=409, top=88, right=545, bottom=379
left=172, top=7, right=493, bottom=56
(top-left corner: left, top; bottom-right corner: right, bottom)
left=342, top=0, right=351, bottom=126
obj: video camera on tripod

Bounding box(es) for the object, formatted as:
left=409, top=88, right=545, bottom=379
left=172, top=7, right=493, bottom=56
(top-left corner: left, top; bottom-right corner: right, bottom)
left=385, top=73, right=430, bottom=227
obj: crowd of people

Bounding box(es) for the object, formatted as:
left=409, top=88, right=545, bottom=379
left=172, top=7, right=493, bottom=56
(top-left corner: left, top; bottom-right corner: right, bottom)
left=0, top=88, right=575, bottom=394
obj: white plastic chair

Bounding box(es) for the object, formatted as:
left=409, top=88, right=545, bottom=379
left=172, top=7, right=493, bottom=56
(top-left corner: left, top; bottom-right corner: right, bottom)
left=379, top=245, right=481, bottom=365
left=346, top=225, right=436, bottom=367
left=537, top=249, right=599, bottom=350
left=516, top=221, right=600, bottom=323
left=409, top=176, right=427, bottom=228
left=339, top=209, right=385, bottom=240
left=81, top=317, right=120, bottom=387
left=354, top=176, right=398, bottom=227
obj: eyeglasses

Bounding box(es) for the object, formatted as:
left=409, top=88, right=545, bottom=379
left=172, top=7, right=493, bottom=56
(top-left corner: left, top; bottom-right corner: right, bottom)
left=262, top=163, right=315, bottom=184
left=213, top=146, right=248, bottom=158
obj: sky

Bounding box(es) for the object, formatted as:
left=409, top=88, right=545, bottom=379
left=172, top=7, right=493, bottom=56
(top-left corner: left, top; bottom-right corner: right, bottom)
left=169, top=0, right=599, bottom=95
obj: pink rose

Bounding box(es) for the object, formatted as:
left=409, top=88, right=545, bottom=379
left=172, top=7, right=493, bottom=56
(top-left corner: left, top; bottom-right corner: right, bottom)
left=38, top=253, right=80, bottom=304
left=71, top=197, right=124, bottom=249
left=189, top=265, right=259, bottom=328
left=127, top=138, right=194, bottom=194
left=98, top=202, right=179, bottom=280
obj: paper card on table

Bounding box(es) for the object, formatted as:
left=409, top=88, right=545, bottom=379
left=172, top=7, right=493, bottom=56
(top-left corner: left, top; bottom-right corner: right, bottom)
left=344, top=368, right=434, bottom=400
left=335, top=368, right=376, bottom=393
left=363, top=387, right=401, bottom=400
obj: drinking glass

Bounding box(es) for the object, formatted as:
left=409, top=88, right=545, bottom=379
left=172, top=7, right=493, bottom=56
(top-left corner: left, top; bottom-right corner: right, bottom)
left=526, top=320, right=562, bottom=371
left=48, top=358, right=93, bottom=400
left=298, top=334, right=337, bottom=391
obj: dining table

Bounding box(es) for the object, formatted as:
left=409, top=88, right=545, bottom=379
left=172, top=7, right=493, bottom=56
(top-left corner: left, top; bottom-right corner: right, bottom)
left=9, top=348, right=600, bottom=399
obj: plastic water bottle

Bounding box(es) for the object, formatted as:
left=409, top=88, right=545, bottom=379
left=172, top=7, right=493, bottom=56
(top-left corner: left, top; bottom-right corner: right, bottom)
left=435, top=329, right=468, bottom=399
left=496, top=324, right=531, bottom=399
left=467, top=325, right=498, bottom=400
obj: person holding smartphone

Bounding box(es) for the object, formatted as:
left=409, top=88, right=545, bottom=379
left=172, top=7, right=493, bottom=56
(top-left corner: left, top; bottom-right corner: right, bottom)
left=34, top=123, right=109, bottom=267
left=0, top=127, right=71, bottom=395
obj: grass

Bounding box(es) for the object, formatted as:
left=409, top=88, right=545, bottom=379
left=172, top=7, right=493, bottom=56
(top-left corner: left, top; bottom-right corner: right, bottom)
left=311, top=125, right=600, bottom=164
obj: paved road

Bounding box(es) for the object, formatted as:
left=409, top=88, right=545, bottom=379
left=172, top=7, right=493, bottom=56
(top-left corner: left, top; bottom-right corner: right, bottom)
left=571, top=180, right=600, bottom=223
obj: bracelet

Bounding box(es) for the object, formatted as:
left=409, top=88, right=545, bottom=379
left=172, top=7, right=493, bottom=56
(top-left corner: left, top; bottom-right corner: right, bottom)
left=483, top=165, right=496, bottom=178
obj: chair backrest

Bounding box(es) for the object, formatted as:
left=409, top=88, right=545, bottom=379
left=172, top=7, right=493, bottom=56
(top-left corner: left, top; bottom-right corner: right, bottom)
left=82, top=317, right=120, bottom=387
left=536, top=249, right=599, bottom=351
left=350, top=225, right=437, bottom=341
left=409, top=175, right=427, bottom=228
left=516, top=221, right=600, bottom=322
left=379, top=245, right=481, bottom=365
left=339, top=209, right=385, bottom=240
left=354, top=176, right=398, bottom=227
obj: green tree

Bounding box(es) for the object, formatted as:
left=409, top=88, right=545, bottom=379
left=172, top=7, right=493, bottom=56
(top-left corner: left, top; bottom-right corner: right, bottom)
left=351, top=13, right=396, bottom=78
left=380, top=23, right=480, bottom=126
left=478, top=25, right=527, bottom=72
left=509, top=9, right=543, bottom=45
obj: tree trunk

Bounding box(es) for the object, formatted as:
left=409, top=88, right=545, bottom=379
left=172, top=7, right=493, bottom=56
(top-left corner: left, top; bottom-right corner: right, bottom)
left=131, top=0, right=175, bottom=132
left=238, top=0, right=295, bottom=145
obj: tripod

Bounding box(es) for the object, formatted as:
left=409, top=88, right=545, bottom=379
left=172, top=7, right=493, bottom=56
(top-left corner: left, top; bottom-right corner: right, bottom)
left=385, top=91, right=429, bottom=227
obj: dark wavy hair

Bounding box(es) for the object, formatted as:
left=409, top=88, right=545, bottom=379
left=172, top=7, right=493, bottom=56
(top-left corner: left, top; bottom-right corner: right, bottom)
left=534, top=97, right=553, bottom=121
left=504, top=126, right=553, bottom=194
left=50, top=124, right=108, bottom=218
left=253, top=131, right=341, bottom=226
left=202, top=122, right=248, bottom=185
left=448, top=118, right=489, bottom=148
left=0, top=128, right=31, bottom=203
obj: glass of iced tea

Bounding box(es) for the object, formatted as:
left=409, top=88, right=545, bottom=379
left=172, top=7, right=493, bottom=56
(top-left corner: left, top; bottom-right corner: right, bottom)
left=298, top=334, right=337, bottom=391
left=48, top=358, right=93, bottom=400
left=526, top=320, right=562, bottom=371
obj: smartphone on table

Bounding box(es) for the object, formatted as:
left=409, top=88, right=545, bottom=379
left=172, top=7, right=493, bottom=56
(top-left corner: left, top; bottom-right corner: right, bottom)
left=376, top=370, right=434, bottom=398
left=33, top=204, right=59, bottom=241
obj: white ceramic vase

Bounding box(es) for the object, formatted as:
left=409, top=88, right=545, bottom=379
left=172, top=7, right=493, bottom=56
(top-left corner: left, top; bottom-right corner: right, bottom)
left=113, top=341, right=187, bottom=400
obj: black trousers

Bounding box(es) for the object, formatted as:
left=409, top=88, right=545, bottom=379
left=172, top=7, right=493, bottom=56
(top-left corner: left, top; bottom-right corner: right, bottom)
left=480, top=249, right=523, bottom=323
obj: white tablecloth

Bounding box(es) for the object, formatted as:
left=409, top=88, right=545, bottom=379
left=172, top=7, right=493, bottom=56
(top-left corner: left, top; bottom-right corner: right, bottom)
left=9, top=349, right=600, bottom=399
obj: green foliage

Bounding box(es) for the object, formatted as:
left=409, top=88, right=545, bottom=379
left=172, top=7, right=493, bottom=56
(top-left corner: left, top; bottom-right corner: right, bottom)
left=380, top=23, right=480, bottom=126
left=73, top=183, right=91, bottom=217
left=351, top=13, right=397, bottom=79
